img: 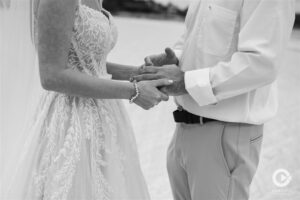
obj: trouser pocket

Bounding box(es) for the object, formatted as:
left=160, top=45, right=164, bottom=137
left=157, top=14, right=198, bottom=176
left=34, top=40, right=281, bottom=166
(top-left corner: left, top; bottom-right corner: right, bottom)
left=218, top=123, right=233, bottom=177
left=220, top=123, right=264, bottom=200
left=249, top=126, right=264, bottom=175
left=219, top=123, right=264, bottom=175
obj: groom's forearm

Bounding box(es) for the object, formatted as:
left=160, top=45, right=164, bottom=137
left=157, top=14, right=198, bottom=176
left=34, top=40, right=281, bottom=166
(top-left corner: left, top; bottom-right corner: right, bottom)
left=107, top=62, right=140, bottom=81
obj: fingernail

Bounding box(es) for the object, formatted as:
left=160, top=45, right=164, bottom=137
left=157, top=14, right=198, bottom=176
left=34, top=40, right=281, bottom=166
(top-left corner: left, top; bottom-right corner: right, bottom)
left=168, top=80, right=174, bottom=84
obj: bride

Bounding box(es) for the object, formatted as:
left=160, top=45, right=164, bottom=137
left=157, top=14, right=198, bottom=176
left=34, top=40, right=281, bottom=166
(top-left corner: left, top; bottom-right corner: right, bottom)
left=2, top=0, right=174, bottom=199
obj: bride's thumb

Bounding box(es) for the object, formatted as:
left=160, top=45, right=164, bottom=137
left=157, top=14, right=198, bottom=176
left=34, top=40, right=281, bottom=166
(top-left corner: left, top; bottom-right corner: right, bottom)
left=144, top=57, right=154, bottom=66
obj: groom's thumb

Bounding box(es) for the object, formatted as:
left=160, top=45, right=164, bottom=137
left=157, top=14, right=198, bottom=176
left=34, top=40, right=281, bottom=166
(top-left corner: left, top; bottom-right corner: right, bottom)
left=165, top=47, right=176, bottom=59
left=153, top=79, right=174, bottom=87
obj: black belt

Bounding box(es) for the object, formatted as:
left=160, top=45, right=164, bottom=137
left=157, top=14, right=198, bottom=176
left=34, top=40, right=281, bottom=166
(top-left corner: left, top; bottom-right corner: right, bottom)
left=173, top=108, right=218, bottom=125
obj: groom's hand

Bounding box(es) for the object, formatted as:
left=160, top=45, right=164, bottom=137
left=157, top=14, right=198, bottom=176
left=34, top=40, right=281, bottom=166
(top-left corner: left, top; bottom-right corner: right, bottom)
left=134, top=65, right=187, bottom=96
left=144, top=48, right=179, bottom=67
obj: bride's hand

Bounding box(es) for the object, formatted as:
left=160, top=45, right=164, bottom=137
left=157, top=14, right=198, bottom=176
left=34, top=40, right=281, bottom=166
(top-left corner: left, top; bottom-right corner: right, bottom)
left=144, top=48, right=179, bottom=67
left=133, top=79, right=173, bottom=110
left=133, top=65, right=187, bottom=97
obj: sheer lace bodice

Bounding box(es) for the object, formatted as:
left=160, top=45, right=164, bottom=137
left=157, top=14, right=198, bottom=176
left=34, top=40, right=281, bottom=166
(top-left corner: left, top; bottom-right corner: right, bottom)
left=33, top=1, right=118, bottom=77
left=70, top=3, right=118, bottom=78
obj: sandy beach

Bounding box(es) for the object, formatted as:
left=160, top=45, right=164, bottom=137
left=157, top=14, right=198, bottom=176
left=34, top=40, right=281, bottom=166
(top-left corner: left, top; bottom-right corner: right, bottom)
left=108, top=17, right=300, bottom=200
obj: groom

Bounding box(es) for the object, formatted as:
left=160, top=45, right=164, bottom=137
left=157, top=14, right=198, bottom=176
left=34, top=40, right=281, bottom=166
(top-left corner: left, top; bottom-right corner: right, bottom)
left=134, top=0, right=295, bottom=199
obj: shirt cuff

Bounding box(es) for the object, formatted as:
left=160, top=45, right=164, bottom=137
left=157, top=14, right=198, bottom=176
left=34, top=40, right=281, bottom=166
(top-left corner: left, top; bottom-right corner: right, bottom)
left=185, top=68, right=218, bottom=106
left=173, top=49, right=183, bottom=60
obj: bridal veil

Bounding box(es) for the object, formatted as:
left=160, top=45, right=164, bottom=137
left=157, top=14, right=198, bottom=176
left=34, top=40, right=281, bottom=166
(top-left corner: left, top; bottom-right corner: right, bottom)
left=0, top=0, right=42, bottom=198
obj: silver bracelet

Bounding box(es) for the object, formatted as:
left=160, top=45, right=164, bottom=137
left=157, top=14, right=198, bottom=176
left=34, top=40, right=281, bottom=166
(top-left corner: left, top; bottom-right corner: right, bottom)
left=129, top=80, right=140, bottom=104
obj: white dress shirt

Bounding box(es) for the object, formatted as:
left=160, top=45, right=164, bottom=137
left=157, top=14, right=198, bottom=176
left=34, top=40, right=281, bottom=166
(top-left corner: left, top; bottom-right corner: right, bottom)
left=174, top=0, right=295, bottom=124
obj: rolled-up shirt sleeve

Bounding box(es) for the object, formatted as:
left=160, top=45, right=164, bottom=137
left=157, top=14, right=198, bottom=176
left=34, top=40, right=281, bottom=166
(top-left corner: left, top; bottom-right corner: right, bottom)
left=185, top=0, right=295, bottom=107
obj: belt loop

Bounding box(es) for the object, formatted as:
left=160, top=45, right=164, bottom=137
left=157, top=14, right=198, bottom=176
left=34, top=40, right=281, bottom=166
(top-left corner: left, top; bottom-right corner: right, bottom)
left=200, top=117, right=204, bottom=125
left=178, top=105, right=183, bottom=111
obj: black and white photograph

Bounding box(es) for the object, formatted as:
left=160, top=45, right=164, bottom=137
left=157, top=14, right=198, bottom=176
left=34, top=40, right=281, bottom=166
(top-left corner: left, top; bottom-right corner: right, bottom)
left=1, top=0, right=299, bottom=199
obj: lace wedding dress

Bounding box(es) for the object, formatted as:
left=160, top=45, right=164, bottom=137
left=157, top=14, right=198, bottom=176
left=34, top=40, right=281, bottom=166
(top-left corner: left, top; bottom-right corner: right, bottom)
left=7, top=1, right=150, bottom=199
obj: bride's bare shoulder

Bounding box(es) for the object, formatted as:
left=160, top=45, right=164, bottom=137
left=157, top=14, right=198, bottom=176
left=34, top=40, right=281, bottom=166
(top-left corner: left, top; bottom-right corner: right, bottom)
left=37, top=0, right=79, bottom=64
left=36, top=0, right=78, bottom=33
left=36, top=0, right=78, bottom=17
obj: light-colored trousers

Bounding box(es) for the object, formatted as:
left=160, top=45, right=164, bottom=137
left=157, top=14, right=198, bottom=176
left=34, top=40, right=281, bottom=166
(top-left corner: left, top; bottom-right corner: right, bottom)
left=167, top=121, right=263, bottom=200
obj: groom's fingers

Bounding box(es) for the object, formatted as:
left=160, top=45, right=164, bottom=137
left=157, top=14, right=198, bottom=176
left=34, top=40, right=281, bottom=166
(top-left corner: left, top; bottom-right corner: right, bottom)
left=165, top=47, right=176, bottom=59
left=158, top=87, right=169, bottom=101
left=143, top=66, right=159, bottom=73
left=160, top=92, right=169, bottom=101
left=144, top=57, right=154, bottom=66
left=159, top=86, right=168, bottom=94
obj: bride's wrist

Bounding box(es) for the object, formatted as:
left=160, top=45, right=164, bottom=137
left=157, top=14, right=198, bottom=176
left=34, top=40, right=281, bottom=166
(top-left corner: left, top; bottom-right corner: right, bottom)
left=129, top=80, right=140, bottom=103
left=128, top=66, right=142, bottom=82
left=123, top=81, right=136, bottom=100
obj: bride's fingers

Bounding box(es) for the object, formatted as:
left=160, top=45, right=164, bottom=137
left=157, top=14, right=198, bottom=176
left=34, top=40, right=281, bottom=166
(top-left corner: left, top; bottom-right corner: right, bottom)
left=134, top=74, right=163, bottom=82
left=139, top=66, right=158, bottom=74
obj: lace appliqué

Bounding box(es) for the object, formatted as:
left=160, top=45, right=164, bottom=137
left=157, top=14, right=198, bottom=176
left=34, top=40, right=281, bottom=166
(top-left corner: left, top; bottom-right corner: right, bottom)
left=29, top=2, right=126, bottom=200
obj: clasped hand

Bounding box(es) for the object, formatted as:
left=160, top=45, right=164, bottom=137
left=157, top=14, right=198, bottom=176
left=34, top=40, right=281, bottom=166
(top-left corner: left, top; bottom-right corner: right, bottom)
left=135, top=47, right=187, bottom=96
left=132, top=48, right=187, bottom=110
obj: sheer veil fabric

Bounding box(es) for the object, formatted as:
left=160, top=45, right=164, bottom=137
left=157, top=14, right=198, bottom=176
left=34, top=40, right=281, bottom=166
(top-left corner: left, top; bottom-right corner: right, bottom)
left=1, top=0, right=42, bottom=198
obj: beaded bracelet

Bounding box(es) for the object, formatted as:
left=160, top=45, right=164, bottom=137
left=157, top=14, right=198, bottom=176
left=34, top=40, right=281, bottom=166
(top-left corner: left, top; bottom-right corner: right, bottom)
left=129, top=80, right=140, bottom=104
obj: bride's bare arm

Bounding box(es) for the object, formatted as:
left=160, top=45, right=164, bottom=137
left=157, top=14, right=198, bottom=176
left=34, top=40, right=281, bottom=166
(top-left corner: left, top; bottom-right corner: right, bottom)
left=37, top=0, right=171, bottom=109
left=38, top=0, right=135, bottom=99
